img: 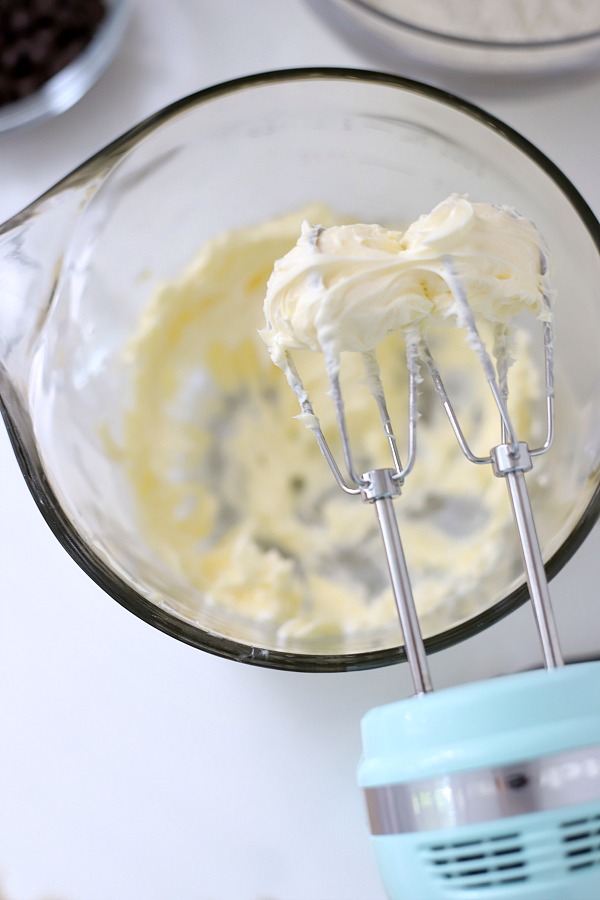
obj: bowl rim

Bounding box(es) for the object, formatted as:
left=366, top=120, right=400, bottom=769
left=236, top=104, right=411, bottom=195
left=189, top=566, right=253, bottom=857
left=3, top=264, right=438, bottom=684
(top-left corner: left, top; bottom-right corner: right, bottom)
left=3, top=66, right=600, bottom=672
left=330, top=0, right=600, bottom=50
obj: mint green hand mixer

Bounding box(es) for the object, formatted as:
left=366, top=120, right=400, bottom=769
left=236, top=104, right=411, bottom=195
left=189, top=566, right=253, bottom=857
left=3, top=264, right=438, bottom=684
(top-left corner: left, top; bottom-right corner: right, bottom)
left=279, top=250, right=600, bottom=899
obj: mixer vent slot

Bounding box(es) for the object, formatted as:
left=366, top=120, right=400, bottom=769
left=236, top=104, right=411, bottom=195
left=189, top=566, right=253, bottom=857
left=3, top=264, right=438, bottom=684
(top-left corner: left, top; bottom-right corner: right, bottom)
left=560, top=813, right=600, bottom=872
left=424, top=832, right=528, bottom=891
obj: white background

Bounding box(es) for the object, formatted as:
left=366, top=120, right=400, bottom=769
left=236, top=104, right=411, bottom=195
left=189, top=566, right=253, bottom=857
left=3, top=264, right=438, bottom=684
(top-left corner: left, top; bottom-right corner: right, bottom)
left=1, top=1, right=599, bottom=898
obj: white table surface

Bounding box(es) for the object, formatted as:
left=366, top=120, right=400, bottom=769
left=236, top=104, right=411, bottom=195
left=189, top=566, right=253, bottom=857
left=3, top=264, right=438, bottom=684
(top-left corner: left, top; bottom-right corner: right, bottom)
left=1, top=2, right=599, bottom=898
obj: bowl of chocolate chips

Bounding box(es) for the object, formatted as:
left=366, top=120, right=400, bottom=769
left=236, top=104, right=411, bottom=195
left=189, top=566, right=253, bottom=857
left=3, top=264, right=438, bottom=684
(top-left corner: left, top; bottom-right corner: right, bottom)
left=0, top=0, right=129, bottom=132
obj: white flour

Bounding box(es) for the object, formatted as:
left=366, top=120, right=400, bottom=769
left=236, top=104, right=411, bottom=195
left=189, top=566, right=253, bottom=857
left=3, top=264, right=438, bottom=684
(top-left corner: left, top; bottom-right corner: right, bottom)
left=371, top=0, right=600, bottom=42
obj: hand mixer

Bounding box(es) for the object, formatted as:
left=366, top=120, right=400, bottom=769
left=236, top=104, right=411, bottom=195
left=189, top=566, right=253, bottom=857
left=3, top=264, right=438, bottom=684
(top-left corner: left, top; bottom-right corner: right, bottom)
left=272, top=247, right=600, bottom=899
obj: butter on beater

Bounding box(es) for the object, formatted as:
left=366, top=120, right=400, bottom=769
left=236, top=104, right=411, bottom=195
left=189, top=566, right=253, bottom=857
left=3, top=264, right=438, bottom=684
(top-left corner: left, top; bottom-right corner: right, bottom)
left=260, top=194, right=552, bottom=378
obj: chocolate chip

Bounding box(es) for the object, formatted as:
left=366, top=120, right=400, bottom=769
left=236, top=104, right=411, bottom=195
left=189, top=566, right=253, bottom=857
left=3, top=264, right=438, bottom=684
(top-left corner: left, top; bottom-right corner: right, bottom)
left=0, top=0, right=107, bottom=107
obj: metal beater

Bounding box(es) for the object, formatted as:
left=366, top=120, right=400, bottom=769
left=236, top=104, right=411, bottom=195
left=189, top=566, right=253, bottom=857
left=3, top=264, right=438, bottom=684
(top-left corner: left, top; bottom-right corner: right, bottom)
left=283, top=328, right=431, bottom=693
left=282, top=251, right=560, bottom=694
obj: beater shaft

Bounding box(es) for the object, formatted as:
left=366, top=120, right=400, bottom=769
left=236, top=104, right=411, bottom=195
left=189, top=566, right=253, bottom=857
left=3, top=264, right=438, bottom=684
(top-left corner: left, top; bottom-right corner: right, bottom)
left=503, top=465, right=564, bottom=669
left=365, top=469, right=433, bottom=694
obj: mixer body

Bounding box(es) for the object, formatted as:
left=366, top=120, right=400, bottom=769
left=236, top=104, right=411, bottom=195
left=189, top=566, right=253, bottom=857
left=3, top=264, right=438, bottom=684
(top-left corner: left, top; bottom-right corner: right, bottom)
left=358, top=662, right=600, bottom=899
left=367, top=804, right=600, bottom=900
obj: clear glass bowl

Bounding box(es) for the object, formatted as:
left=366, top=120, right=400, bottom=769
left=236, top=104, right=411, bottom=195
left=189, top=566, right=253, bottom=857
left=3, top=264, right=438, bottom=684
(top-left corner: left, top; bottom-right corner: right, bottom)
left=1, top=68, right=599, bottom=671
left=308, top=1, right=600, bottom=85
left=0, top=0, right=129, bottom=134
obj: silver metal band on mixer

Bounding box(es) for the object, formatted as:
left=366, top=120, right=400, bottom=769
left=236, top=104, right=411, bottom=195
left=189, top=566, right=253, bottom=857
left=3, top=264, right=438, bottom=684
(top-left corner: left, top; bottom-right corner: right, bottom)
left=364, top=743, right=600, bottom=835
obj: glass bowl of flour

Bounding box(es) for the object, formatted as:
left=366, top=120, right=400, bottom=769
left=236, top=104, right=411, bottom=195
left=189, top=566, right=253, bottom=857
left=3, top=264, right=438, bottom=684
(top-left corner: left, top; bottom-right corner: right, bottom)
left=310, top=0, right=600, bottom=82
left=1, top=69, right=599, bottom=671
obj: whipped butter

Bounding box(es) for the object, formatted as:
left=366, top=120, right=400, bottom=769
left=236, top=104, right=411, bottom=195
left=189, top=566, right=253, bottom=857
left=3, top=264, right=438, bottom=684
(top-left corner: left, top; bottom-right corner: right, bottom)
left=261, top=194, right=551, bottom=380
left=120, top=202, right=552, bottom=652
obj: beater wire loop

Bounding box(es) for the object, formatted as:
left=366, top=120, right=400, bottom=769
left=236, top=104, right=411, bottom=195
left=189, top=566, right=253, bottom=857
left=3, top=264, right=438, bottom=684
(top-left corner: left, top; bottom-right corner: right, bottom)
left=361, top=350, right=404, bottom=477
left=330, top=369, right=364, bottom=487
left=419, top=338, right=491, bottom=465
left=442, top=257, right=521, bottom=454
left=283, top=349, right=361, bottom=495
left=530, top=319, right=555, bottom=456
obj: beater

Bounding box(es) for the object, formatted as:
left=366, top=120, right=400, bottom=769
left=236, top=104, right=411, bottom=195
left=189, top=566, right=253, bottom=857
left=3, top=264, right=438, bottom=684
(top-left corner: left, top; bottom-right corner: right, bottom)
left=270, top=249, right=600, bottom=898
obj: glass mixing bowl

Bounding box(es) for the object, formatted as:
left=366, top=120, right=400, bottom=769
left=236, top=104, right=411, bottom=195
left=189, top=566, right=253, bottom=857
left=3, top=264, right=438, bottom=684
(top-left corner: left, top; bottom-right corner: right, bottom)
left=1, top=68, right=599, bottom=671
